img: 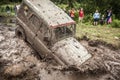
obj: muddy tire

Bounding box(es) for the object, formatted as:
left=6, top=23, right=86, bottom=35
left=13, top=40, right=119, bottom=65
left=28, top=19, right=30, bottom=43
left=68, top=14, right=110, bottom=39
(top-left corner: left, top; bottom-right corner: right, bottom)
left=15, top=26, right=26, bottom=41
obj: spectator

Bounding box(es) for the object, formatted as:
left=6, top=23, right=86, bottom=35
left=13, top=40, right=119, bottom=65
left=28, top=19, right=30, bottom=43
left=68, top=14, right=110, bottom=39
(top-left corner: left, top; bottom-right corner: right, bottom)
left=79, top=8, right=84, bottom=23
left=93, top=10, right=100, bottom=26
left=106, top=10, right=112, bottom=24
left=105, top=10, right=109, bottom=23
left=14, top=5, right=17, bottom=16
left=6, top=5, right=11, bottom=16
left=100, top=15, right=105, bottom=25
left=70, top=8, right=75, bottom=20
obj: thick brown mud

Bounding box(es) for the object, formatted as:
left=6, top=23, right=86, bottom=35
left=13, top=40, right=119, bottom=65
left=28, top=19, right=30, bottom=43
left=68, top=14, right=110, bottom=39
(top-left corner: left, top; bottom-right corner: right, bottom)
left=0, top=24, right=120, bottom=80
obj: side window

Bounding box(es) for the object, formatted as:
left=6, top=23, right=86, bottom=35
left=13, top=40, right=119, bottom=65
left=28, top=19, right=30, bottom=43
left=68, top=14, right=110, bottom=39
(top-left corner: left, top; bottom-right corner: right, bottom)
left=29, top=15, right=39, bottom=27
left=24, top=6, right=28, bottom=16
left=18, top=3, right=32, bottom=23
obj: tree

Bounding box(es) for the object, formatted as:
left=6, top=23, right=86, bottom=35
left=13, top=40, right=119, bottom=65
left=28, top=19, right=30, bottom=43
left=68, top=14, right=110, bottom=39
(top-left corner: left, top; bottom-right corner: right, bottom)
left=0, top=0, right=22, bottom=5
left=51, top=0, right=76, bottom=8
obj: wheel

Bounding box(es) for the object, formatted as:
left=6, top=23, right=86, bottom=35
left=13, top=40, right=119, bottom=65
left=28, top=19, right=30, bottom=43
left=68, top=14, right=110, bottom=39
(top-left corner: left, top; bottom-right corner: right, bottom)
left=15, top=26, right=26, bottom=41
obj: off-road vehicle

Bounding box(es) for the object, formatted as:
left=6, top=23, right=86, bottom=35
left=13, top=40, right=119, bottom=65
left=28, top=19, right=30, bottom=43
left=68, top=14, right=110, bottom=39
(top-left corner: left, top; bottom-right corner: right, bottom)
left=16, top=0, right=91, bottom=68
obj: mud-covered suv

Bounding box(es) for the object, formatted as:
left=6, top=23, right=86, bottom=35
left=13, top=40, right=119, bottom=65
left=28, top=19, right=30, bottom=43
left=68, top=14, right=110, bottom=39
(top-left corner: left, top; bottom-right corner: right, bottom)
left=16, top=0, right=91, bottom=68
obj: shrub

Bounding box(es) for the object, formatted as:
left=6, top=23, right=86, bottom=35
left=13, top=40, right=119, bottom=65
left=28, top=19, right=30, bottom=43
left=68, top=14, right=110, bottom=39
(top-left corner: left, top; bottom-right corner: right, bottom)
left=1, top=7, right=5, bottom=12
left=83, top=14, right=93, bottom=24
left=111, top=19, right=120, bottom=28
left=74, top=12, right=79, bottom=22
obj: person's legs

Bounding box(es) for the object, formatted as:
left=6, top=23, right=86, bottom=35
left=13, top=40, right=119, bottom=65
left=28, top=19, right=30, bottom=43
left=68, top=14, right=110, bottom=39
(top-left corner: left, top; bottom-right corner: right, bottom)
left=79, top=17, right=83, bottom=24
left=100, top=20, right=104, bottom=25
left=79, top=17, right=81, bottom=22
left=107, top=17, right=110, bottom=24
left=94, top=19, right=97, bottom=26
left=96, top=18, right=99, bottom=25
left=96, top=20, right=97, bottom=25
left=108, top=17, right=112, bottom=24
left=93, top=19, right=95, bottom=25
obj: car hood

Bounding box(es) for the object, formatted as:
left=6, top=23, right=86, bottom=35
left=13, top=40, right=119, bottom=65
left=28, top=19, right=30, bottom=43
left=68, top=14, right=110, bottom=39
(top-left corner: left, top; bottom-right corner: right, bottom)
left=51, top=37, right=92, bottom=67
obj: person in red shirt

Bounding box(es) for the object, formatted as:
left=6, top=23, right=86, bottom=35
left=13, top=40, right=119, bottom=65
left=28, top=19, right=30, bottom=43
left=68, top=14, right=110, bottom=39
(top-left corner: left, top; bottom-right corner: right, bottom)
left=79, top=8, right=84, bottom=23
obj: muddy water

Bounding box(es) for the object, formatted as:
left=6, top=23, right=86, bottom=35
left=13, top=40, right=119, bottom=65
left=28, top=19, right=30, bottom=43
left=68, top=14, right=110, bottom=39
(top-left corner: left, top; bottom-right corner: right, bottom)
left=0, top=25, right=120, bottom=80
left=39, top=70, right=111, bottom=80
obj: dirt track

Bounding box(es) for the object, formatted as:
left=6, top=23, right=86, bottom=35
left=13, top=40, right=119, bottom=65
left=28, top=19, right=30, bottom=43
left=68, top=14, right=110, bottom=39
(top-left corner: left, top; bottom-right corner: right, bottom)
left=0, top=24, right=120, bottom=80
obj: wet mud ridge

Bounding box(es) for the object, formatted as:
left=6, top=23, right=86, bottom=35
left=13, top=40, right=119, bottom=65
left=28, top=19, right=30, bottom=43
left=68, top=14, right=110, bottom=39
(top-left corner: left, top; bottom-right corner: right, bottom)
left=0, top=25, right=120, bottom=80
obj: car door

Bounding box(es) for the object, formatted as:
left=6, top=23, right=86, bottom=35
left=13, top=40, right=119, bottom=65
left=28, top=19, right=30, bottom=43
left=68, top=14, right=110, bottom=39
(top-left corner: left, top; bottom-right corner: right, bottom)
left=17, top=3, right=37, bottom=45
left=27, top=14, right=40, bottom=45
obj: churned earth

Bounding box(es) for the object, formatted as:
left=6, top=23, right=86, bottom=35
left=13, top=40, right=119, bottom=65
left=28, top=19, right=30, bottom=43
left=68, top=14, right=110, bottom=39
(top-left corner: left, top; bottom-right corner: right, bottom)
left=0, top=24, right=120, bottom=80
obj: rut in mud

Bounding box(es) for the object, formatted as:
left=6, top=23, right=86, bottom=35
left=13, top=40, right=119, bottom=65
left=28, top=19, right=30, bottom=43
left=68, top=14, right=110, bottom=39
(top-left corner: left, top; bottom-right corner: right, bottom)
left=0, top=24, right=120, bottom=80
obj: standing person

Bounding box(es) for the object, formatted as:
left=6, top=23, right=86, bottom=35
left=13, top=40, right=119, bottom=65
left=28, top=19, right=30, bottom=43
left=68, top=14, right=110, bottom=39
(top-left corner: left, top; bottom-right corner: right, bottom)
left=105, top=10, right=109, bottom=22
left=106, top=10, right=112, bottom=24
left=70, top=8, right=75, bottom=20
left=100, top=15, right=105, bottom=25
left=14, top=5, right=17, bottom=16
left=79, top=8, right=84, bottom=23
left=6, top=5, right=10, bottom=16
left=93, top=10, right=100, bottom=26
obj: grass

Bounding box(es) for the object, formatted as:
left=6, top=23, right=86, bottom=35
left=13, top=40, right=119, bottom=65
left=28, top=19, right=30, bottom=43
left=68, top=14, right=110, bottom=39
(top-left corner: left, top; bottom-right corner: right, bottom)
left=76, top=23, right=120, bottom=46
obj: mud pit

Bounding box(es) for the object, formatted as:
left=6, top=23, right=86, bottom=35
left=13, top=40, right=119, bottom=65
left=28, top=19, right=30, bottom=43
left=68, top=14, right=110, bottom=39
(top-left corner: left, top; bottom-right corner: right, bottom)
left=0, top=24, right=120, bottom=80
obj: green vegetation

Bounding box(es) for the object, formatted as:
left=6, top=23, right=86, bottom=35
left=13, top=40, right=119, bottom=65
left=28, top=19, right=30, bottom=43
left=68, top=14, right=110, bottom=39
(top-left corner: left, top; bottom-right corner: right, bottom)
left=0, top=4, right=15, bottom=16
left=0, top=0, right=21, bottom=5
left=76, top=23, right=120, bottom=46
left=52, top=0, right=120, bottom=20
left=111, top=19, right=120, bottom=28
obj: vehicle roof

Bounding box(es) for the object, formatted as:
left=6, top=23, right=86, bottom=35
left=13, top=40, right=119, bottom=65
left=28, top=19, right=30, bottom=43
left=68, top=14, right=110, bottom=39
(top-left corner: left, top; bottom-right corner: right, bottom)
left=23, top=0, right=75, bottom=28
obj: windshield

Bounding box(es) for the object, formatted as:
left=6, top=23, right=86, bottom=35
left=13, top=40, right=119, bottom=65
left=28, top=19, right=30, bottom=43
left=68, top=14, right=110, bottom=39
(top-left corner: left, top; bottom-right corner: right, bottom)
left=54, top=24, right=76, bottom=40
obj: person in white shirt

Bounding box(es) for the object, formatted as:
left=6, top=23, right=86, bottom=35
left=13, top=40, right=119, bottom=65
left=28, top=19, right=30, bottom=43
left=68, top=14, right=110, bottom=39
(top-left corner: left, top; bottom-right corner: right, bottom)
left=93, top=10, right=100, bottom=26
